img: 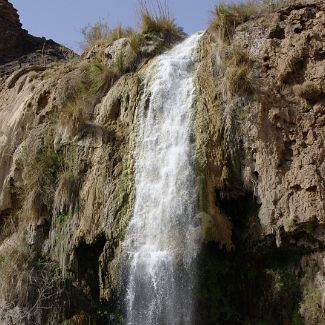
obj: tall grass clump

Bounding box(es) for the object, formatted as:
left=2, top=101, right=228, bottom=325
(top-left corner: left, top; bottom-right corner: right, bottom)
left=53, top=146, right=79, bottom=216
left=211, top=1, right=259, bottom=41
left=128, top=32, right=146, bottom=53
left=81, top=21, right=110, bottom=49
left=81, top=22, right=133, bottom=50
left=139, top=0, right=186, bottom=45
left=22, top=138, right=62, bottom=222
left=0, top=240, right=33, bottom=305
left=0, top=214, right=18, bottom=245
left=211, top=0, right=299, bottom=42
left=59, top=60, right=121, bottom=136
left=22, top=135, right=81, bottom=222
left=221, top=44, right=253, bottom=98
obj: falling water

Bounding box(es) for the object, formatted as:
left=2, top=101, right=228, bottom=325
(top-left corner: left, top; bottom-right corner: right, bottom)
left=121, top=32, right=203, bottom=325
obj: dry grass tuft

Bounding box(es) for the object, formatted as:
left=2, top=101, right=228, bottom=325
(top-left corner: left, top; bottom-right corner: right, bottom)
left=80, top=21, right=133, bottom=50
left=21, top=135, right=81, bottom=223
left=59, top=98, right=89, bottom=136
left=211, top=1, right=259, bottom=41
left=59, top=60, right=121, bottom=136
left=0, top=238, right=67, bottom=323
left=139, top=0, right=186, bottom=44
left=221, top=44, right=253, bottom=98
left=22, top=139, right=62, bottom=222
left=0, top=239, right=33, bottom=304
left=53, top=146, right=79, bottom=216
left=128, top=32, right=146, bottom=53
left=0, top=214, right=18, bottom=245
left=293, top=81, right=320, bottom=101
left=210, top=0, right=298, bottom=42
left=107, top=25, right=133, bottom=44
left=80, top=21, right=110, bottom=49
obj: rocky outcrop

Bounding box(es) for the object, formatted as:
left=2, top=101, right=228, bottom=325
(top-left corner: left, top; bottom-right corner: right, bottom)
left=0, top=0, right=75, bottom=82
left=0, top=0, right=24, bottom=58
left=0, top=0, right=325, bottom=324
left=195, top=0, right=325, bottom=323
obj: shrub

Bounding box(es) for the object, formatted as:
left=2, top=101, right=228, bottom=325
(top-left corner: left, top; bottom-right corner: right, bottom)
left=139, top=0, right=186, bottom=44
left=81, top=21, right=110, bottom=49
left=81, top=21, right=133, bottom=50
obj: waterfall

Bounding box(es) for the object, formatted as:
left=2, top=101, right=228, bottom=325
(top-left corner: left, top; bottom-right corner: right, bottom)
left=121, top=32, right=203, bottom=325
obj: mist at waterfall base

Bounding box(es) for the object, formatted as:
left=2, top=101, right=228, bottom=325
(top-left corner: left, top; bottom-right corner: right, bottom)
left=118, top=33, right=203, bottom=325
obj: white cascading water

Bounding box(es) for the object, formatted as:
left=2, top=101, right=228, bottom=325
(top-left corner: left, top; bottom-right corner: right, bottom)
left=121, top=32, right=203, bottom=325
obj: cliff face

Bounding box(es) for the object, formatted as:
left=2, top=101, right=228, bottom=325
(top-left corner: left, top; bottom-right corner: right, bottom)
left=195, top=0, right=325, bottom=323
left=0, top=0, right=75, bottom=82
left=0, top=0, right=24, bottom=59
left=0, top=0, right=324, bottom=324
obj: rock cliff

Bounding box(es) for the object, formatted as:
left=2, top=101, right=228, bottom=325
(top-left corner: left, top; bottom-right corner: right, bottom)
left=0, top=0, right=75, bottom=82
left=0, top=0, right=324, bottom=324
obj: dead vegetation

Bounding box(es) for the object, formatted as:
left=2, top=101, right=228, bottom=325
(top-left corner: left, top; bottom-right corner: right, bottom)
left=22, top=136, right=62, bottom=222
left=210, top=0, right=299, bottom=42
left=81, top=22, right=133, bottom=49
left=0, top=236, right=70, bottom=324
left=58, top=59, right=122, bottom=136
left=21, top=135, right=80, bottom=223
left=293, top=81, right=321, bottom=102
left=221, top=44, right=253, bottom=98
left=138, top=0, right=186, bottom=44
left=0, top=240, right=32, bottom=305
left=0, top=214, right=18, bottom=245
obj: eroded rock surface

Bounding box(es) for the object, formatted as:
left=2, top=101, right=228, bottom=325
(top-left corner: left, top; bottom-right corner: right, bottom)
left=0, top=0, right=325, bottom=324
left=195, top=0, right=325, bottom=323
left=0, top=0, right=75, bottom=82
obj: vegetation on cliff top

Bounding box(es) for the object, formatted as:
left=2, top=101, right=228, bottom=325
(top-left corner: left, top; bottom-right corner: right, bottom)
left=80, top=0, right=185, bottom=52
left=210, top=0, right=300, bottom=41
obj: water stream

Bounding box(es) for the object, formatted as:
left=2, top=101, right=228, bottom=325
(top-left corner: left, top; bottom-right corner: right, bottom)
left=121, top=32, right=203, bottom=325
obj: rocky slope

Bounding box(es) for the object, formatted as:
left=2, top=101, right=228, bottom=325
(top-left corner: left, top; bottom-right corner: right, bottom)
left=0, top=0, right=74, bottom=81
left=0, top=0, right=324, bottom=324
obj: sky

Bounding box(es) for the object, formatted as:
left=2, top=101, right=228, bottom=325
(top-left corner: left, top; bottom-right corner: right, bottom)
left=10, top=0, right=222, bottom=53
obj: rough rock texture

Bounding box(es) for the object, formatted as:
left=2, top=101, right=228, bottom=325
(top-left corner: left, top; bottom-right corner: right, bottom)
left=0, top=0, right=75, bottom=82
left=0, top=2, right=171, bottom=324
left=0, top=0, right=24, bottom=58
left=195, top=0, right=325, bottom=323
left=0, top=0, right=325, bottom=324
left=235, top=0, right=325, bottom=236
